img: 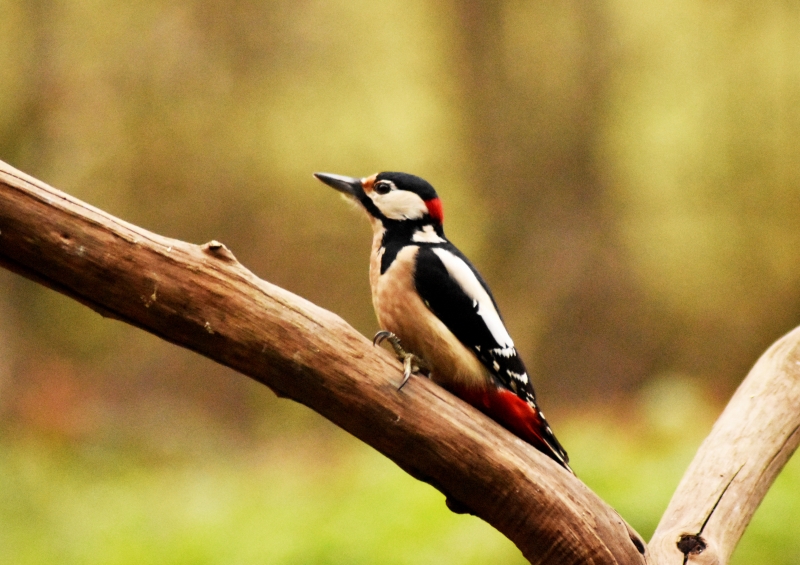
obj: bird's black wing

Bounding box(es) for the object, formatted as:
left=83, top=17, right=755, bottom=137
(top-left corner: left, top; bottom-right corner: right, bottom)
left=413, top=244, right=535, bottom=402
left=413, top=243, right=570, bottom=467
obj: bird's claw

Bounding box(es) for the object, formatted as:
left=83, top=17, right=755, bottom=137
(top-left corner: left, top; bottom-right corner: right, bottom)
left=399, top=355, right=415, bottom=390
left=373, top=330, right=407, bottom=358
left=373, top=330, right=428, bottom=390
left=372, top=330, right=392, bottom=346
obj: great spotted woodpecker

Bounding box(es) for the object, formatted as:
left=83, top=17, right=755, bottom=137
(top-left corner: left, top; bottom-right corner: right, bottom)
left=314, top=171, right=571, bottom=472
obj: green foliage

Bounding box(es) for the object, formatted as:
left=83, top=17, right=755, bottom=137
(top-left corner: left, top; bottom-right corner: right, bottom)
left=0, top=388, right=797, bottom=564
left=0, top=432, right=528, bottom=565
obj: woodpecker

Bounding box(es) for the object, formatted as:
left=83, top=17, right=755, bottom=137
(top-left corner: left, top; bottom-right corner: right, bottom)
left=314, top=171, right=571, bottom=472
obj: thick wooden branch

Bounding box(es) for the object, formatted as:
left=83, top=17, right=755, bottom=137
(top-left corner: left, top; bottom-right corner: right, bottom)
left=649, top=327, right=800, bottom=565
left=0, top=160, right=647, bottom=564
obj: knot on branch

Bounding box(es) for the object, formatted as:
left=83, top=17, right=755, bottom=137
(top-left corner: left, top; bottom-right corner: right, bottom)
left=201, top=240, right=237, bottom=262
left=629, top=534, right=646, bottom=555
left=677, top=534, right=706, bottom=556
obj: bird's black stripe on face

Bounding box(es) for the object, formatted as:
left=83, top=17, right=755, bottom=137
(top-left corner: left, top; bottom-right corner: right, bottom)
left=359, top=194, right=387, bottom=222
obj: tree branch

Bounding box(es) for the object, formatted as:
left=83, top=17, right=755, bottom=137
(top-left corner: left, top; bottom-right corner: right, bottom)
left=0, top=160, right=647, bottom=564
left=649, top=326, right=800, bottom=564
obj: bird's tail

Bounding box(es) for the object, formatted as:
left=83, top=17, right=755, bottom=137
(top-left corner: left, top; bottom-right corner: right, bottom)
left=533, top=406, right=572, bottom=474
left=457, top=385, right=572, bottom=473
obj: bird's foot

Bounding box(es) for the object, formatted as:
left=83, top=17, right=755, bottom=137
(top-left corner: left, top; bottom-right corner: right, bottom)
left=373, top=330, right=407, bottom=358
left=373, top=331, right=429, bottom=390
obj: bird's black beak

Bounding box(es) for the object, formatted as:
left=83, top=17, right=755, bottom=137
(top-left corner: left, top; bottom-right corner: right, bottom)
left=313, top=172, right=365, bottom=199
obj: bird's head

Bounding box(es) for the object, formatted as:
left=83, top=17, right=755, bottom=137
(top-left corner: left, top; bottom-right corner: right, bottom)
left=314, top=171, right=444, bottom=229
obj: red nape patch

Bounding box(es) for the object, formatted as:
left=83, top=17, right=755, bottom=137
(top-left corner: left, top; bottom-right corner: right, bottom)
left=425, top=197, right=444, bottom=224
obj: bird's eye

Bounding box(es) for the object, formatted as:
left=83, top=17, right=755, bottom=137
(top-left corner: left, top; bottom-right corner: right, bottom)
left=374, top=182, right=392, bottom=195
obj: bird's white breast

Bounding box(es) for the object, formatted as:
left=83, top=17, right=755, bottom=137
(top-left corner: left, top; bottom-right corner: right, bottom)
left=369, top=239, right=490, bottom=390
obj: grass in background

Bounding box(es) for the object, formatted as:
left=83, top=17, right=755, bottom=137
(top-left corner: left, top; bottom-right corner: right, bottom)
left=0, top=428, right=527, bottom=565
left=0, top=377, right=798, bottom=565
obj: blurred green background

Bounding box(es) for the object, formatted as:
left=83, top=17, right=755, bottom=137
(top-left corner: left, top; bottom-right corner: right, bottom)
left=2, top=0, right=800, bottom=563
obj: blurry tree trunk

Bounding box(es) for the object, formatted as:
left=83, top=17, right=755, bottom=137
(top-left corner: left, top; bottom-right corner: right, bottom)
left=1, top=158, right=799, bottom=565
left=448, top=1, right=669, bottom=399
left=0, top=0, right=57, bottom=168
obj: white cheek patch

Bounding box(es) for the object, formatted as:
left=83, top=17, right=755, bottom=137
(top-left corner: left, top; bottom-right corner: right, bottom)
left=431, top=248, right=515, bottom=349
left=371, top=190, right=428, bottom=220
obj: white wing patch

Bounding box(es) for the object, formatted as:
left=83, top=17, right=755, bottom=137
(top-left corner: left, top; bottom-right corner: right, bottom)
left=371, top=190, right=428, bottom=220
left=507, top=370, right=529, bottom=385
left=412, top=225, right=446, bottom=243
left=431, top=248, right=514, bottom=349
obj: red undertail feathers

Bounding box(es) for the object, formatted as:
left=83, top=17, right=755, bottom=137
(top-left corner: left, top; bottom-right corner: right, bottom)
left=455, top=384, right=572, bottom=472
